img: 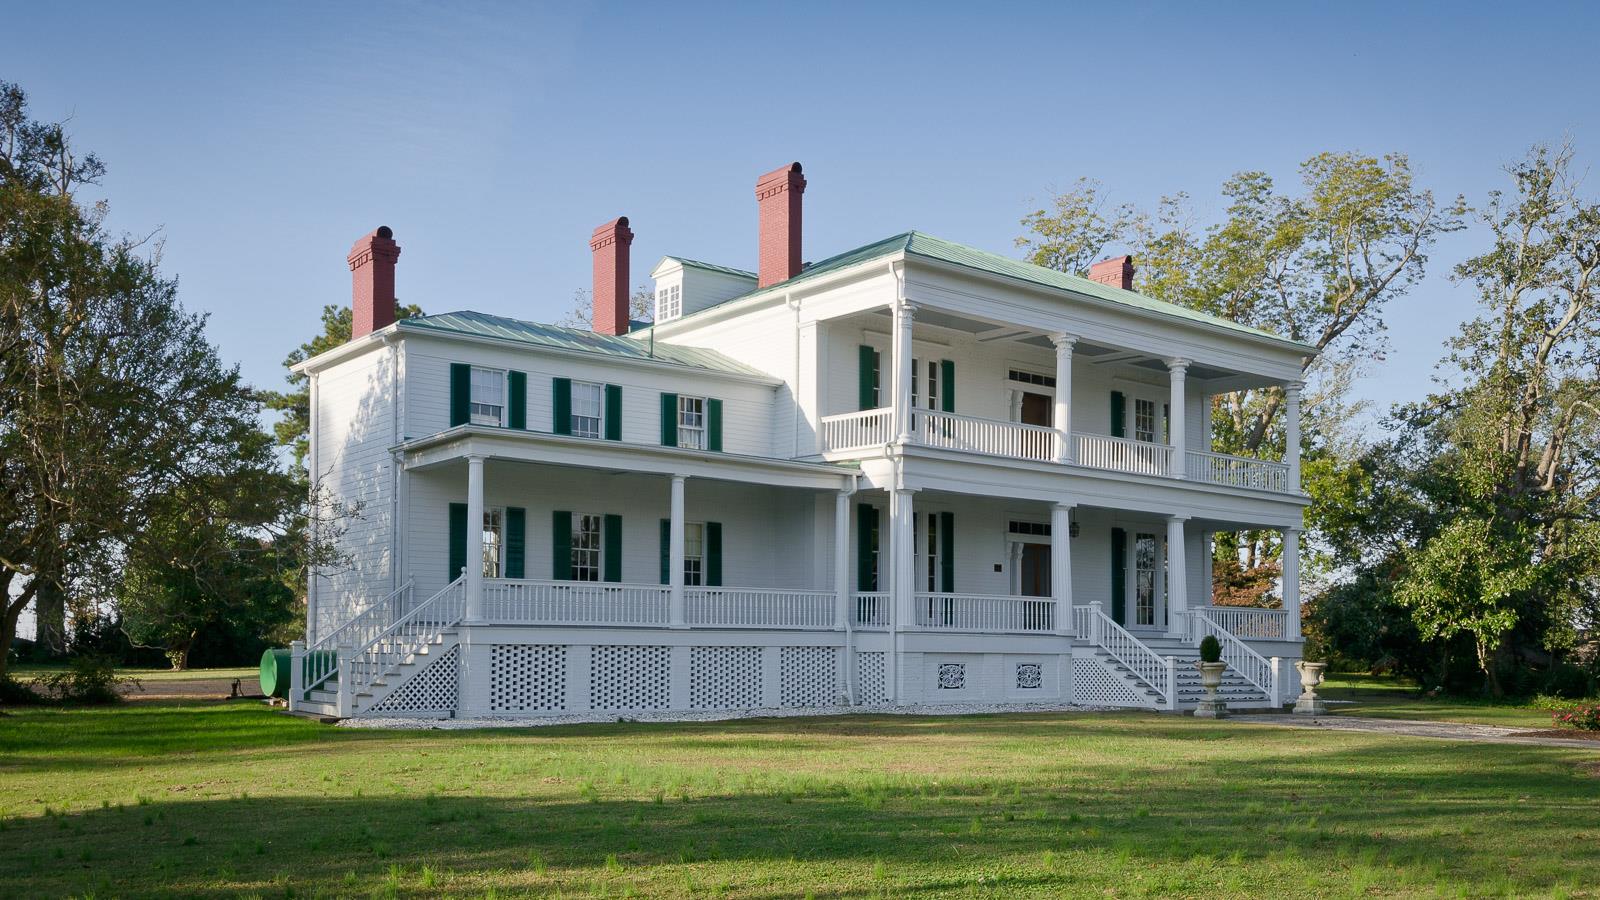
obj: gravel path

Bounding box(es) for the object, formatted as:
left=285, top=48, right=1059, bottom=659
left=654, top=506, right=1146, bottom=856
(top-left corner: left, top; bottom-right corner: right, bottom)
left=341, top=701, right=1118, bottom=730
left=1233, top=713, right=1600, bottom=749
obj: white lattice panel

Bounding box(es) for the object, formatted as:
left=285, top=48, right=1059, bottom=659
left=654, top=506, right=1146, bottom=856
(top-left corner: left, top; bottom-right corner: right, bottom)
left=689, top=646, right=763, bottom=710
left=780, top=646, right=837, bottom=707
left=856, top=652, right=888, bottom=705
left=591, top=645, right=671, bottom=711
left=370, top=646, right=458, bottom=713
left=1071, top=657, right=1148, bottom=706
left=490, top=644, right=567, bottom=713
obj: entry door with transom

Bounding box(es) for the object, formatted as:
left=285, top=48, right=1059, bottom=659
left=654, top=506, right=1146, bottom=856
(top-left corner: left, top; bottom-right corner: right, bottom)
left=1124, top=530, right=1166, bottom=632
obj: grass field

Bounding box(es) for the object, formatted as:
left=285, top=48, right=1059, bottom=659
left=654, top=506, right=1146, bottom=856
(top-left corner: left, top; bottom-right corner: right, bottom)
left=2, top=673, right=1599, bottom=899
left=1321, top=673, right=1579, bottom=729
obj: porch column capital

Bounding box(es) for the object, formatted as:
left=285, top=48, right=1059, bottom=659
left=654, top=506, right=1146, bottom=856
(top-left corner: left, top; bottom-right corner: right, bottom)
left=1166, top=357, right=1191, bottom=374
left=1049, top=332, right=1078, bottom=352
left=1284, top=380, right=1304, bottom=399
left=892, top=296, right=917, bottom=319
left=1166, top=513, right=1190, bottom=524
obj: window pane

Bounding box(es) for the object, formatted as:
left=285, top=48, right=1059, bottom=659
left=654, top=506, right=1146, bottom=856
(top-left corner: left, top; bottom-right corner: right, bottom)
left=678, top=396, right=705, bottom=450
left=470, top=368, right=504, bottom=426
left=1135, top=398, right=1156, bottom=443
left=572, top=382, right=603, bottom=439
left=571, top=513, right=601, bottom=581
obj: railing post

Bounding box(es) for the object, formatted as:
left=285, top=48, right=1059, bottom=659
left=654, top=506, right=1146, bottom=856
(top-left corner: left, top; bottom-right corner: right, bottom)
left=1270, top=656, right=1282, bottom=707
left=1164, top=656, right=1179, bottom=711
left=288, top=640, right=305, bottom=712
left=1089, top=600, right=1104, bottom=644
left=335, top=643, right=354, bottom=718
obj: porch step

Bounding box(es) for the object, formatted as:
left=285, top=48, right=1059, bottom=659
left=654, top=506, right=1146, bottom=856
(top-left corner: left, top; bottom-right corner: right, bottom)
left=1075, top=642, right=1279, bottom=711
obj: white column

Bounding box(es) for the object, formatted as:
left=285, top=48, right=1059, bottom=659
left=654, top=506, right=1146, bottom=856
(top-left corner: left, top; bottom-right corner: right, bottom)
left=1167, top=359, right=1189, bottom=478
left=1051, top=334, right=1076, bottom=463
left=1050, top=503, right=1074, bottom=635
left=1282, top=526, right=1302, bottom=640
left=892, top=299, right=916, bottom=443
left=669, top=474, right=687, bottom=628
left=888, top=487, right=915, bottom=701
left=1284, top=381, right=1302, bottom=492
left=464, top=455, right=485, bottom=622
left=1166, top=515, right=1188, bottom=638
left=834, top=489, right=851, bottom=630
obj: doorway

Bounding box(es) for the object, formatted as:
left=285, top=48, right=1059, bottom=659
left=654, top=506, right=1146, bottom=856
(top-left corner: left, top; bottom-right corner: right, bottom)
left=1018, top=543, right=1051, bottom=597
left=1019, top=392, right=1052, bottom=427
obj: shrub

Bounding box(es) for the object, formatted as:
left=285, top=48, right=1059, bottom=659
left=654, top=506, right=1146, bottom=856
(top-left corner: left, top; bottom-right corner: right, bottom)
left=1551, top=703, right=1600, bottom=732
left=1199, top=635, right=1222, bottom=663
left=33, top=656, right=136, bottom=705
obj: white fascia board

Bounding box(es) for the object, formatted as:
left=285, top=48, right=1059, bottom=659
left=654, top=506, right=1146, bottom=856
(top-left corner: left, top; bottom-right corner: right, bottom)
left=397, top=425, right=858, bottom=492
left=290, top=324, right=401, bottom=375
left=650, top=257, right=685, bottom=279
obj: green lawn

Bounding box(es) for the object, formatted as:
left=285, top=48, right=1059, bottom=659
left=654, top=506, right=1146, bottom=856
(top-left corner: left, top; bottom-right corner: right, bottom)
left=2, top=698, right=1598, bottom=898
left=1320, top=673, right=1581, bottom=729
left=8, top=665, right=257, bottom=683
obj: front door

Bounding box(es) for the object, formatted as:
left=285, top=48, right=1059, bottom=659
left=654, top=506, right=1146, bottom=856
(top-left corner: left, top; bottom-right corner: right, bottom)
left=1127, top=531, right=1165, bottom=631
left=1019, top=543, right=1051, bottom=597
left=1020, top=392, right=1052, bottom=427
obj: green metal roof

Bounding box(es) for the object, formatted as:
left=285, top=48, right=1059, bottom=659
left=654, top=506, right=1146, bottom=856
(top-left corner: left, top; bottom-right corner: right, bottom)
left=666, top=231, right=1314, bottom=351
left=398, top=310, right=771, bottom=378
left=663, top=257, right=758, bottom=281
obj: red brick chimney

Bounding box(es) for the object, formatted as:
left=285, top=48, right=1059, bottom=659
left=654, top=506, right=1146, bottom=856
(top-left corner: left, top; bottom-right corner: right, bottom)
left=1088, top=255, right=1135, bottom=291
left=589, top=217, right=634, bottom=336
left=348, top=226, right=401, bottom=340
left=755, top=162, right=806, bottom=288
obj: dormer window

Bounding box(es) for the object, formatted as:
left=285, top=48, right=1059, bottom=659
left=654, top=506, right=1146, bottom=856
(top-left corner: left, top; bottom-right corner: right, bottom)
left=470, top=367, right=505, bottom=425
left=656, top=284, right=682, bottom=321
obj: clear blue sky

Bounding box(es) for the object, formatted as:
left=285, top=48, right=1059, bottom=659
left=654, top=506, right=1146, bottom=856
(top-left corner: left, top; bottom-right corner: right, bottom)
left=5, top=1, right=1597, bottom=414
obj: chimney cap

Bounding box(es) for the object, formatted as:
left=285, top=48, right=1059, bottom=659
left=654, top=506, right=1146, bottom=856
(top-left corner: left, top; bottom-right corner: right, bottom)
left=376, top=225, right=393, bottom=239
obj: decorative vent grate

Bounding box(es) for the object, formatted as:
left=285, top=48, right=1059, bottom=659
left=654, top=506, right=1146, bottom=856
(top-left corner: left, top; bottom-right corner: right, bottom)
left=779, top=646, right=837, bottom=707
left=369, top=646, right=459, bottom=714
left=1016, top=662, right=1043, bottom=690
left=689, top=646, right=764, bottom=710
left=856, top=651, right=888, bottom=705
left=490, top=644, right=567, bottom=713
left=591, top=645, right=672, bottom=711
left=936, top=662, right=966, bottom=690
left=1071, top=657, right=1147, bottom=706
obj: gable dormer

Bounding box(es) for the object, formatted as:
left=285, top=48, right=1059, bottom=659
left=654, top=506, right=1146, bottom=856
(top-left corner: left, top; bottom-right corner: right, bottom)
left=649, top=257, right=758, bottom=323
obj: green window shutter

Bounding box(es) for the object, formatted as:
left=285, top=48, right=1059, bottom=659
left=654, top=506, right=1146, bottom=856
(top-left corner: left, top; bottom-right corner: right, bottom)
left=940, top=360, right=955, bottom=413
left=1110, top=391, right=1126, bottom=438
left=505, top=507, right=526, bottom=578
left=938, top=511, right=955, bottom=593
left=448, top=503, right=468, bottom=579
left=858, top=345, right=879, bottom=410
left=1111, top=527, right=1127, bottom=624
left=449, top=364, right=472, bottom=427
left=552, top=378, right=572, bottom=435
left=507, top=370, right=527, bottom=430
left=602, top=514, right=623, bottom=582
left=659, top=518, right=670, bottom=585
left=604, top=385, right=622, bottom=440
left=707, top=398, right=723, bottom=452
left=659, top=392, right=679, bottom=446
left=551, top=511, right=571, bottom=580
left=706, top=522, right=723, bottom=587
left=856, top=503, right=879, bottom=591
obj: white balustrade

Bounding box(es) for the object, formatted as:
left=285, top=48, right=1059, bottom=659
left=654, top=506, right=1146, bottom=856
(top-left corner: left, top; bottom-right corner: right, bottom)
left=1186, top=450, right=1290, bottom=492
left=1073, top=433, right=1173, bottom=477
left=1192, top=608, right=1277, bottom=698
left=347, top=577, right=467, bottom=698
left=853, top=592, right=891, bottom=628
left=1197, top=605, right=1289, bottom=639
left=483, top=579, right=671, bottom=626
left=1074, top=603, right=1174, bottom=707
left=911, top=593, right=1056, bottom=632
left=302, top=578, right=413, bottom=694
left=914, top=412, right=1058, bottom=462
left=819, top=408, right=893, bottom=453
left=686, top=588, right=836, bottom=629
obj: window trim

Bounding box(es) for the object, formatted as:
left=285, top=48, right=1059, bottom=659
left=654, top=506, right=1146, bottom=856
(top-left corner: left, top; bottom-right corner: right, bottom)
left=677, top=395, right=707, bottom=450
left=570, top=380, right=605, bottom=439
left=656, top=283, right=682, bottom=321
left=469, top=366, right=507, bottom=427
left=570, top=512, right=604, bottom=582
left=682, top=521, right=705, bottom=587
left=481, top=506, right=505, bottom=578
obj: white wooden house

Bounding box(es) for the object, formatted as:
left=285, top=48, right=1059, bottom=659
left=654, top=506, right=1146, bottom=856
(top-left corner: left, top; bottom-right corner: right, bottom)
left=289, top=163, right=1314, bottom=719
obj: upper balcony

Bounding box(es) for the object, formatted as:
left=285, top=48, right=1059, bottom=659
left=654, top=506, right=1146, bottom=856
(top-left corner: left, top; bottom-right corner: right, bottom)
left=819, top=408, right=1294, bottom=493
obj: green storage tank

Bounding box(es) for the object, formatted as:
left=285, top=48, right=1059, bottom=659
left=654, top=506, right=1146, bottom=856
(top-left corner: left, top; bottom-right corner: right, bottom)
left=260, top=648, right=291, bottom=699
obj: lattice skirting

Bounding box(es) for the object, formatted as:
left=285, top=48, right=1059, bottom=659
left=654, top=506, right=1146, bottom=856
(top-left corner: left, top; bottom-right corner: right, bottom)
left=856, top=651, right=888, bottom=705
left=491, top=644, right=567, bottom=713
left=370, top=646, right=459, bottom=714
left=689, top=646, right=764, bottom=710
left=1070, top=657, right=1151, bottom=707
left=592, top=645, right=673, bottom=711
left=780, top=646, right=839, bottom=707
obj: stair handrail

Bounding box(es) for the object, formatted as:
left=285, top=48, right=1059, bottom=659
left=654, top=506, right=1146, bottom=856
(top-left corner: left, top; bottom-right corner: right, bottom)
left=302, top=577, right=413, bottom=694
left=1073, top=602, right=1174, bottom=708
left=345, top=575, right=467, bottom=702
left=1192, top=607, right=1276, bottom=699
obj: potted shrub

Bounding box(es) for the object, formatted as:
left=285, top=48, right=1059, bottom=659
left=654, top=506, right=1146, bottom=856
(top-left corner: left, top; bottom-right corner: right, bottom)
left=1194, top=635, right=1229, bottom=719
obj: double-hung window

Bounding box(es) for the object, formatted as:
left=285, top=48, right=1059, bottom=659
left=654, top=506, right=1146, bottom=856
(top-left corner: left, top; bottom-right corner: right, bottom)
left=570, top=513, right=602, bottom=582
left=481, top=508, right=504, bottom=577
left=683, top=523, right=705, bottom=586
left=1134, top=398, right=1157, bottom=444
left=571, top=381, right=604, bottom=439
left=470, top=367, right=505, bottom=426
left=677, top=396, right=706, bottom=449
left=656, top=284, right=682, bottom=321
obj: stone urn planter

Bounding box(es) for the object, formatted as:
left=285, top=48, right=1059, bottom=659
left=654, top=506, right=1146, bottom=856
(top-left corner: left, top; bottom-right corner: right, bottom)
left=1193, top=635, right=1229, bottom=719
left=1293, top=661, right=1328, bottom=715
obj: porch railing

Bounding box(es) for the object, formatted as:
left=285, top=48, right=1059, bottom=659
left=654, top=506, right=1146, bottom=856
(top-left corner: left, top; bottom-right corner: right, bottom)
left=819, top=408, right=893, bottom=453
left=1186, top=450, right=1290, bottom=492
left=303, top=578, right=413, bottom=694
left=853, top=592, right=891, bottom=628
left=687, top=587, right=835, bottom=629
left=912, top=592, right=1056, bottom=632
left=1197, top=605, right=1290, bottom=639
left=915, top=411, right=1058, bottom=462
left=483, top=579, right=671, bottom=626
left=1191, top=607, right=1277, bottom=699
left=1074, top=433, right=1173, bottom=477
left=1074, top=602, right=1175, bottom=709
left=346, top=576, right=467, bottom=706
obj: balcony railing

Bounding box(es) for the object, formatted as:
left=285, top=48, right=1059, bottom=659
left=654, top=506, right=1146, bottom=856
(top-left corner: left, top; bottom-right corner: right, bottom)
left=820, top=408, right=892, bottom=452
left=1073, top=432, right=1174, bottom=477
left=915, top=411, right=1058, bottom=462
left=1194, top=605, right=1289, bottom=639
left=1185, top=450, right=1289, bottom=493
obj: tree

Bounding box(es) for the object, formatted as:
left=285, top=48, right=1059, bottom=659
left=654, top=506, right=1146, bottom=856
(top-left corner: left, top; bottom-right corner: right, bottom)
left=262, top=301, right=421, bottom=471
left=558, top=285, right=655, bottom=330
